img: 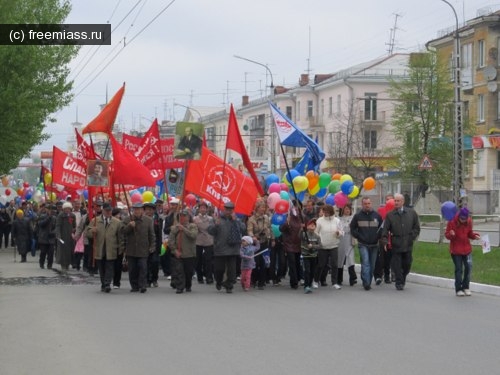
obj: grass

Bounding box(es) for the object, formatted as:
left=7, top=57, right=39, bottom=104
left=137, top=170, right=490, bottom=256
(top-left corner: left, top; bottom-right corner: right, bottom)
left=354, top=242, right=500, bottom=286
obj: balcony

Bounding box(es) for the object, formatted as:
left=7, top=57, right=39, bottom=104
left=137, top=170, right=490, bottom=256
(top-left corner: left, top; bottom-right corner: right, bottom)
left=359, top=110, right=386, bottom=126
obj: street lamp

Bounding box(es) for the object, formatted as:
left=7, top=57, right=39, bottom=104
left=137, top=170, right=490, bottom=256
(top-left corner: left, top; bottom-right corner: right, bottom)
left=173, top=102, right=202, bottom=122
left=234, top=54, right=277, bottom=172
left=441, top=0, right=464, bottom=206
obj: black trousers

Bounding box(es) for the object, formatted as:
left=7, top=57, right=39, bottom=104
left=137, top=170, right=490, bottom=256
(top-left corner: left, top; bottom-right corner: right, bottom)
left=303, top=257, right=317, bottom=288
left=270, top=242, right=286, bottom=283
left=127, top=256, right=148, bottom=290
left=1, top=225, right=11, bottom=248
left=96, top=257, right=115, bottom=288
left=171, top=256, right=195, bottom=291
left=374, top=244, right=392, bottom=281
left=286, top=252, right=301, bottom=288
left=113, top=253, right=124, bottom=287
left=195, top=245, right=214, bottom=282
left=147, top=252, right=160, bottom=284
left=39, top=243, right=54, bottom=268
left=251, top=241, right=269, bottom=287
left=214, top=255, right=237, bottom=290
left=391, top=250, right=412, bottom=287
left=315, top=248, right=338, bottom=284
left=160, top=252, right=171, bottom=276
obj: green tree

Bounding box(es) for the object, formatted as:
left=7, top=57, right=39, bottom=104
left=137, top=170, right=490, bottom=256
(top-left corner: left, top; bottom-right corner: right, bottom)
left=388, top=52, right=460, bottom=190
left=0, top=0, right=78, bottom=174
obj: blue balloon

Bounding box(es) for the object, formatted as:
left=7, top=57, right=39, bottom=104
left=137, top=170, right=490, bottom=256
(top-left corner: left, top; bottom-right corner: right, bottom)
left=271, top=213, right=288, bottom=225
left=265, top=174, right=280, bottom=188
left=441, top=201, right=457, bottom=221
left=83, top=190, right=89, bottom=200
left=325, top=193, right=335, bottom=205
left=341, top=180, right=354, bottom=195
left=25, top=193, right=32, bottom=200
left=284, top=169, right=300, bottom=185
left=316, top=187, right=328, bottom=199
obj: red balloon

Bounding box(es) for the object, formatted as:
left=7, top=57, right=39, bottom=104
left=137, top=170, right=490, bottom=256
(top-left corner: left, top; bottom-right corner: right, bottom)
left=5, top=188, right=11, bottom=196
left=378, top=206, right=387, bottom=220
left=23, top=182, right=30, bottom=188
left=385, top=199, right=395, bottom=212
left=274, top=199, right=290, bottom=214
left=184, top=193, right=197, bottom=207
left=279, top=183, right=289, bottom=192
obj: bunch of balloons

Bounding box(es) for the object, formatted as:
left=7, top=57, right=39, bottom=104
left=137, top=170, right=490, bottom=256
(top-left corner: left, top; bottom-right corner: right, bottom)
left=266, top=180, right=291, bottom=237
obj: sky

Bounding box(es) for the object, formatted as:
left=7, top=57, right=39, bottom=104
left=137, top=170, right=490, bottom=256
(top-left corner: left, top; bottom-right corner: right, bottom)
left=32, top=0, right=500, bottom=154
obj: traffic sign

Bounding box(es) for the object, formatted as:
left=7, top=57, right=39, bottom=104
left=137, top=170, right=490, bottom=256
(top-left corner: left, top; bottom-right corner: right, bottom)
left=418, top=154, right=433, bottom=170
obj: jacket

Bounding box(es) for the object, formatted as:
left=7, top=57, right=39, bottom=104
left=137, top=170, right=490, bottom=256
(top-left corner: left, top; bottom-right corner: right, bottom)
left=382, top=207, right=420, bottom=253
left=350, top=209, right=382, bottom=246
left=247, top=213, right=272, bottom=243
left=208, top=214, right=246, bottom=256
left=279, top=214, right=302, bottom=253
left=122, top=214, right=155, bottom=257
left=301, top=230, right=321, bottom=257
left=169, top=222, right=198, bottom=258
left=36, top=212, right=57, bottom=245
left=315, top=215, right=341, bottom=249
left=445, top=214, right=478, bottom=256
left=193, top=214, right=215, bottom=246
left=86, top=215, right=125, bottom=260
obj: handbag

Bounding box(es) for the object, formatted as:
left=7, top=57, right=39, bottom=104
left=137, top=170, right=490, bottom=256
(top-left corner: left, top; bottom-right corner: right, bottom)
left=74, top=236, right=84, bottom=254
left=122, top=256, right=129, bottom=272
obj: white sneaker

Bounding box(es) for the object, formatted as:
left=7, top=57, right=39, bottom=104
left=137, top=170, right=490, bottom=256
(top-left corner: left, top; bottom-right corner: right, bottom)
left=166, top=276, right=171, bottom=280
left=299, top=279, right=305, bottom=286
left=333, top=284, right=342, bottom=290
left=113, top=285, right=120, bottom=289
left=464, top=289, right=472, bottom=296
left=456, top=290, right=465, bottom=297
left=312, top=281, right=319, bottom=289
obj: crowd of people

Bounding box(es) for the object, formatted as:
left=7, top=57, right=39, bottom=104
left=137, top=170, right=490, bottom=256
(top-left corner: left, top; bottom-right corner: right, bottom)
left=0, top=190, right=479, bottom=297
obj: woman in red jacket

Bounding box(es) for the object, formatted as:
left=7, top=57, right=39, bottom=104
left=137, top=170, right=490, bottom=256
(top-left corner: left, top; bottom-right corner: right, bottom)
left=444, top=207, right=480, bottom=297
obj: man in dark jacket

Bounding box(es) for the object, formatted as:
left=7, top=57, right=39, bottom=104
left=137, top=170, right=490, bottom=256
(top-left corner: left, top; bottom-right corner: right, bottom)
left=350, top=197, right=382, bottom=290
left=381, top=193, right=420, bottom=290
left=208, top=201, right=245, bottom=293
left=36, top=205, right=57, bottom=269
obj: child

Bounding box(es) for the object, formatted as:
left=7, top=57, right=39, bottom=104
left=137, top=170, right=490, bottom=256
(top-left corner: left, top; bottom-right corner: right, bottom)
left=301, top=219, right=322, bottom=294
left=240, top=236, right=259, bottom=291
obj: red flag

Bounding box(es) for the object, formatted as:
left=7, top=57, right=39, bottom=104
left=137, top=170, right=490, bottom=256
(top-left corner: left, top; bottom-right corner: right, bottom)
left=135, top=119, right=161, bottom=165
left=226, top=104, right=264, bottom=195
left=75, top=128, right=98, bottom=167
left=109, top=134, right=156, bottom=187
left=122, top=133, right=142, bottom=153
left=184, top=146, right=259, bottom=215
left=52, top=146, right=87, bottom=190
left=82, top=83, right=125, bottom=135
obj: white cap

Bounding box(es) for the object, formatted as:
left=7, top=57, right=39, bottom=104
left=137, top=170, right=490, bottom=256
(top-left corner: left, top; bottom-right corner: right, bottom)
left=62, top=202, right=73, bottom=210
left=242, top=236, right=253, bottom=244
left=170, top=197, right=180, bottom=204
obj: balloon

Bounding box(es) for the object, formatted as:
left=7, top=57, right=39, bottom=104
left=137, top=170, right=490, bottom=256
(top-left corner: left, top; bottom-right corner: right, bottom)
left=48, top=192, right=57, bottom=202
left=23, top=182, right=30, bottom=188
left=334, top=192, right=349, bottom=208
left=378, top=206, right=387, bottom=220
left=25, top=193, right=32, bottom=200
left=160, top=244, right=167, bottom=256
left=305, top=170, right=316, bottom=180
left=44, top=172, right=52, bottom=185
left=308, top=184, right=320, bottom=196
left=292, top=190, right=306, bottom=202
left=271, top=224, right=282, bottom=237
left=328, top=180, right=341, bottom=194
left=274, top=199, right=290, bottom=214
left=339, top=174, right=353, bottom=184
left=142, top=191, right=155, bottom=203
left=131, top=192, right=142, bottom=204
left=284, top=169, right=300, bottom=185
left=441, top=201, right=457, bottom=221
left=265, top=174, right=280, bottom=188
left=267, top=192, right=281, bottom=209
left=348, top=185, right=360, bottom=199
left=332, top=173, right=342, bottom=181
left=316, top=187, right=328, bottom=199
left=341, top=180, right=354, bottom=195
left=279, top=183, right=289, bottom=192
left=385, top=199, right=395, bottom=212
left=271, top=213, right=288, bottom=225
left=1, top=176, right=8, bottom=187
left=5, top=188, right=11, bottom=196
left=318, top=173, right=331, bottom=188
left=83, top=190, right=89, bottom=200
left=292, top=176, right=309, bottom=192
left=325, top=194, right=335, bottom=205
left=279, top=191, right=290, bottom=201
left=184, top=193, right=197, bottom=207
left=363, top=177, right=376, bottom=191
left=17, top=188, right=24, bottom=196
left=308, top=175, right=319, bottom=189
left=268, top=182, right=281, bottom=194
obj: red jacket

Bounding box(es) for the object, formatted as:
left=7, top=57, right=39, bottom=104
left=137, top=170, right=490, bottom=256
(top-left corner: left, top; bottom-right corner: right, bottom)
left=444, top=215, right=479, bottom=256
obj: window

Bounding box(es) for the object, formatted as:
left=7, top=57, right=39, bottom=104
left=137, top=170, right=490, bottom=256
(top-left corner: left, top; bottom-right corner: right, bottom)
left=307, top=100, right=313, bottom=118
left=320, top=99, right=324, bottom=118
left=364, top=93, right=377, bottom=120
left=475, top=149, right=485, bottom=177
left=328, top=97, right=333, bottom=116
left=461, top=43, right=473, bottom=86
left=336, top=94, right=342, bottom=116
left=364, top=130, right=377, bottom=149
left=286, top=106, right=292, bottom=119
left=477, top=94, right=485, bottom=122
left=478, top=40, right=485, bottom=68
left=297, top=101, right=301, bottom=120
left=449, top=53, right=456, bottom=81
left=252, top=138, right=265, bottom=158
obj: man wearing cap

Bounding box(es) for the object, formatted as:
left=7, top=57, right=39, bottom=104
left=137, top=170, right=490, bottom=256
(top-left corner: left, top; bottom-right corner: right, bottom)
left=122, top=202, right=155, bottom=293
left=381, top=193, right=420, bottom=291
left=36, top=204, right=57, bottom=269
left=193, top=201, right=215, bottom=284
left=144, top=202, right=162, bottom=288
left=86, top=203, right=125, bottom=293
left=168, top=210, right=198, bottom=293
left=208, top=201, right=246, bottom=293
left=55, top=202, right=76, bottom=272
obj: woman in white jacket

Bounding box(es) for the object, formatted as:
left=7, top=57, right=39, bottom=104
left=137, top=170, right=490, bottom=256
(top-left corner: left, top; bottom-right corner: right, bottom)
left=314, top=204, right=342, bottom=289
left=337, top=204, right=357, bottom=286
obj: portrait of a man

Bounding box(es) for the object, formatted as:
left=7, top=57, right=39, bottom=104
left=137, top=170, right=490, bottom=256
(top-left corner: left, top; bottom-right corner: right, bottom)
left=87, top=160, right=110, bottom=187
left=174, top=122, right=203, bottom=160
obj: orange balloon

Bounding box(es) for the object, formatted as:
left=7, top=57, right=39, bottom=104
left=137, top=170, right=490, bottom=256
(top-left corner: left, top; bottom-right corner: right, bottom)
left=363, top=177, right=376, bottom=191
left=332, top=173, right=342, bottom=181
left=305, top=170, right=316, bottom=180
left=17, top=188, right=24, bottom=196
left=308, top=176, right=319, bottom=189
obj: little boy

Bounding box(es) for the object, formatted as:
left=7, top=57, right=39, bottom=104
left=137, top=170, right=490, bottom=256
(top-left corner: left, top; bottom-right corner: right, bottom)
left=301, top=219, right=322, bottom=294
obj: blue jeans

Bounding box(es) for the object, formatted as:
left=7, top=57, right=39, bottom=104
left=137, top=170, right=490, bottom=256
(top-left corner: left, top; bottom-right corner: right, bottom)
left=358, top=244, right=379, bottom=286
left=451, top=254, right=472, bottom=292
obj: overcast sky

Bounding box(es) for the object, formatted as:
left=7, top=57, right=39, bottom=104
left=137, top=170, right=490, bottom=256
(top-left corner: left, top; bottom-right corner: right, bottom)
left=33, top=0, right=500, bottom=153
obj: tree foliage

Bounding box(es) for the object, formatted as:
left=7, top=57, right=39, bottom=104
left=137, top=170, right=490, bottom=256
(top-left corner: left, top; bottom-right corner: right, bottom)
left=0, top=0, right=78, bottom=174
left=388, top=52, right=457, bottom=188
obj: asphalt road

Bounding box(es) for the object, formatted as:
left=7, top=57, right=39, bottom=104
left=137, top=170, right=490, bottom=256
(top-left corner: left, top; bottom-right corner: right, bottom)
left=1, top=252, right=500, bottom=375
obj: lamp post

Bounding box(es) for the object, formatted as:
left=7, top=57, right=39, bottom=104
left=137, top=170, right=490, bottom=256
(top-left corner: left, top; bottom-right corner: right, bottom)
left=441, top=0, right=464, bottom=205
left=234, top=54, right=277, bottom=172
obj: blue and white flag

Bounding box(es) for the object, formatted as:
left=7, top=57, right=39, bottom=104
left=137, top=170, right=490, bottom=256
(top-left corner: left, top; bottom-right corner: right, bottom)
left=294, top=135, right=320, bottom=174
left=269, top=101, right=325, bottom=167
